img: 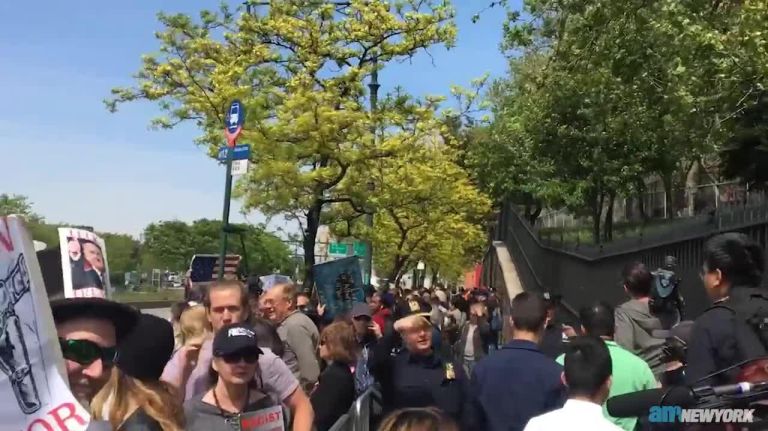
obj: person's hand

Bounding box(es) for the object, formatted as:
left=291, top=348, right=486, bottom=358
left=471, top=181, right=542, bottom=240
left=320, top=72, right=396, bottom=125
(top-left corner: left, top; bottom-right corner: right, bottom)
left=562, top=324, right=577, bottom=338
left=370, top=322, right=383, bottom=339
left=317, top=303, right=326, bottom=317
left=179, top=344, right=201, bottom=373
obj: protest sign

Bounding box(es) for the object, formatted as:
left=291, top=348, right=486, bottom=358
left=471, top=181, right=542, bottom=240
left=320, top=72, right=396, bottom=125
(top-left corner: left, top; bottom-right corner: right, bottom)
left=1, top=216, right=90, bottom=431
left=58, top=228, right=110, bottom=299
left=240, top=405, right=285, bottom=431
left=312, top=256, right=365, bottom=318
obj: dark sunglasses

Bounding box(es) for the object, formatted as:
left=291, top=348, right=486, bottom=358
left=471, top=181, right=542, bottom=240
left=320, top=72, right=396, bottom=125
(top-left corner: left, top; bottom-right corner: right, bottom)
left=59, top=338, right=116, bottom=366
left=221, top=350, right=260, bottom=364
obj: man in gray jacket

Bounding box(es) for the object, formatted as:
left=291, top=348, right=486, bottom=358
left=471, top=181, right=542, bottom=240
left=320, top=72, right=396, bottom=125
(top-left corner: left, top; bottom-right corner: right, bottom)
left=615, top=262, right=678, bottom=378
left=262, top=283, right=320, bottom=391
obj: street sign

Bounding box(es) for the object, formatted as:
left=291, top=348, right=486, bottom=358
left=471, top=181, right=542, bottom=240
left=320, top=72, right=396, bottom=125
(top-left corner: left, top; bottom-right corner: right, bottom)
left=328, top=242, right=349, bottom=257
left=226, top=100, right=245, bottom=133
left=224, top=100, right=245, bottom=147
left=353, top=241, right=366, bottom=257
left=218, top=144, right=250, bottom=162
left=231, top=159, right=249, bottom=176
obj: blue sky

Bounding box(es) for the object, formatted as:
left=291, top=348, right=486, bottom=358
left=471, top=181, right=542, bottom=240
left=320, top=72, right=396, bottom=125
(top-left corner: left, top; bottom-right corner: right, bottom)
left=0, top=1, right=511, bottom=238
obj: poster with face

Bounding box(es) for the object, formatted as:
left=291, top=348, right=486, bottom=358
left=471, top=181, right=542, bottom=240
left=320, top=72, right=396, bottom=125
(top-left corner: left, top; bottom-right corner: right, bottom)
left=1, top=216, right=91, bottom=430
left=58, top=229, right=110, bottom=299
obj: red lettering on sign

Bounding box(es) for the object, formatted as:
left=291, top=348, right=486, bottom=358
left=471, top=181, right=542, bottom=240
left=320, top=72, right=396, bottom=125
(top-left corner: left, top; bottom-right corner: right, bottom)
left=27, top=419, right=55, bottom=431
left=48, top=402, right=87, bottom=431
left=0, top=217, right=14, bottom=252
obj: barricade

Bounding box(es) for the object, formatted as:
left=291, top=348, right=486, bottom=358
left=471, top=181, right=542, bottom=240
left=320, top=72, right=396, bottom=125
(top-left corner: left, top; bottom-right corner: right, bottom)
left=328, top=386, right=382, bottom=431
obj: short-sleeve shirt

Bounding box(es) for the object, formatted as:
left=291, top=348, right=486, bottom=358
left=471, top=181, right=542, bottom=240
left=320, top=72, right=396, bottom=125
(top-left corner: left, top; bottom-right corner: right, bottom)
left=161, top=340, right=299, bottom=403
left=184, top=390, right=281, bottom=431
left=557, top=339, right=657, bottom=431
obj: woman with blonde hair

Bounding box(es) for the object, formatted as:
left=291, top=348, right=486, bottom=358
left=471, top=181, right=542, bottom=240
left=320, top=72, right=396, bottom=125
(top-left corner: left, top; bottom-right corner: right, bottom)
left=377, top=407, right=459, bottom=431
left=178, top=304, right=209, bottom=348
left=311, top=321, right=358, bottom=431
left=91, top=314, right=184, bottom=431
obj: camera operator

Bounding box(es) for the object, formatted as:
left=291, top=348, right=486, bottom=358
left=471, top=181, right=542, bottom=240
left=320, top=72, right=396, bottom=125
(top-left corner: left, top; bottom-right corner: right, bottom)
left=686, top=232, right=768, bottom=386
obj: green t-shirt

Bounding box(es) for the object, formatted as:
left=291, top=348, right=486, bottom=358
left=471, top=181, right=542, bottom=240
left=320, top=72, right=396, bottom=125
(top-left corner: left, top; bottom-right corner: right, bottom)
left=556, top=339, right=658, bottom=431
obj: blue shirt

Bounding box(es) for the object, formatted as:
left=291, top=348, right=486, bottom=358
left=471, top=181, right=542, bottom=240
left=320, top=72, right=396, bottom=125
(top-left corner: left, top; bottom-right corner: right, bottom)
left=470, top=340, right=566, bottom=431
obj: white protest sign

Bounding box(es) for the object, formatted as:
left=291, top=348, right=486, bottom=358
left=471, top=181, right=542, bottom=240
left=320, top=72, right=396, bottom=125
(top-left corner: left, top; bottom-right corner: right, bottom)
left=58, top=228, right=111, bottom=299
left=1, top=216, right=90, bottom=430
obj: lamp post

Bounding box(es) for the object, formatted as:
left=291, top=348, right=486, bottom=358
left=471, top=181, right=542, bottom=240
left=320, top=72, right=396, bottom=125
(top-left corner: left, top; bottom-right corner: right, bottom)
left=366, top=58, right=379, bottom=287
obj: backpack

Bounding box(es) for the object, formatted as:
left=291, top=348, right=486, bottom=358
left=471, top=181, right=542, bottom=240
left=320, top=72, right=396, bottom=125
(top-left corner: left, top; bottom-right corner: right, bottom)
left=650, top=268, right=683, bottom=318
left=710, top=288, right=768, bottom=360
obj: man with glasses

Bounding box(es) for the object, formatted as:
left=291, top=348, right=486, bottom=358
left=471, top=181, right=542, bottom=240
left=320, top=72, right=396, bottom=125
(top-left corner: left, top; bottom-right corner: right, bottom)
left=51, top=297, right=139, bottom=407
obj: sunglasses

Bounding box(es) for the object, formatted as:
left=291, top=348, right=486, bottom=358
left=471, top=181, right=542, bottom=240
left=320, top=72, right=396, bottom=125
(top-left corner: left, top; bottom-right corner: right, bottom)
left=221, top=350, right=260, bottom=364
left=59, top=338, right=116, bottom=366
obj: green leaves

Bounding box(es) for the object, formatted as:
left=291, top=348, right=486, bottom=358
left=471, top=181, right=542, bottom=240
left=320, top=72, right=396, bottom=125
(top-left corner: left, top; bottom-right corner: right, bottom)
left=478, top=0, right=768, bottom=238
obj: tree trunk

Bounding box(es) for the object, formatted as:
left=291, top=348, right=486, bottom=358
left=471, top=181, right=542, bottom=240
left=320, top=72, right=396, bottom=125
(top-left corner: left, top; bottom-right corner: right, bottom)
left=662, top=172, right=675, bottom=219
left=302, top=200, right=322, bottom=291
left=636, top=178, right=649, bottom=222
left=590, top=187, right=604, bottom=244
left=685, top=160, right=701, bottom=216
left=603, top=190, right=616, bottom=242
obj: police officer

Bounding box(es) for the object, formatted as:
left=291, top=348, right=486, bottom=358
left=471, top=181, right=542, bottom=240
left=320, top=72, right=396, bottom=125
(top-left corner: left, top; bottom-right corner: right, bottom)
left=369, top=312, right=470, bottom=428
left=686, top=232, right=768, bottom=385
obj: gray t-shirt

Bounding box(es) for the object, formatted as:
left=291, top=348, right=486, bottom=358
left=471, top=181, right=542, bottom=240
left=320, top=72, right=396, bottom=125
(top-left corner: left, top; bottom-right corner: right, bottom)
left=161, top=339, right=299, bottom=403
left=184, top=391, right=280, bottom=431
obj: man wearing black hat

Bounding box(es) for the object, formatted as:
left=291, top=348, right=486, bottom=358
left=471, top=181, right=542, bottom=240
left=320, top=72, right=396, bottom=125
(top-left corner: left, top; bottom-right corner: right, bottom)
left=51, top=297, right=139, bottom=407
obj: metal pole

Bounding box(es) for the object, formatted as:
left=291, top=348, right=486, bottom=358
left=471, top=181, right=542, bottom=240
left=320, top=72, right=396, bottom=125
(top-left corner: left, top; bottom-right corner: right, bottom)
left=218, top=147, right=235, bottom=280
left=365, top=58, right=380, bottom=286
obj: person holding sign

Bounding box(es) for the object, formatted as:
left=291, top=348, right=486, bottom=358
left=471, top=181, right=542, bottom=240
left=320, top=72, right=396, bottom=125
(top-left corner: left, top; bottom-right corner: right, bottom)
left=184, top=323, right=284, bottom=431
left=51, top=297, right=139, bottom=407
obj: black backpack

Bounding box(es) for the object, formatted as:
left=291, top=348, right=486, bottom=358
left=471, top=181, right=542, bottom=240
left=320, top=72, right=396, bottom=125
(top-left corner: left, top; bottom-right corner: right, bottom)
left=650, top=268, right=684, bottom=317
left=709, top=288, right=768, bottom=359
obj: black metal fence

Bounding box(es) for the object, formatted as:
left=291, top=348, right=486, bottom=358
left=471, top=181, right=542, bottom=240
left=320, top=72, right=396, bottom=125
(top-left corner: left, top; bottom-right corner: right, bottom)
left=490, top=200, right=768, bottom=318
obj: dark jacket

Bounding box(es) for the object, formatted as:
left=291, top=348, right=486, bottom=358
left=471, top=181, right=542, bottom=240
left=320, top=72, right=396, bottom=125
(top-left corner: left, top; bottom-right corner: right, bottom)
left=539, top=324, right=566, bottom=359
left=311, top=361, right=356, bottom=431
left=369, top=332, right=470, bottom=427
left=469, top=339, right=566, bottom=431
left=686, top=287, right=768, bottom=386
left=454, top=321, right=491, bottom=364
left=117, top=409, right=163, bottom=431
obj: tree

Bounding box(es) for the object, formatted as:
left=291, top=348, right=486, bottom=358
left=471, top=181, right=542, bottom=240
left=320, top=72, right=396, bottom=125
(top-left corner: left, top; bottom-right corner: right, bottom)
left=0, top=194, right=43, bottom=224
left=481, top=0, right=768, bottom=242
left=140, top=219, right=292, bottom=276
left=101, top=233, right=141, bottom=283
left=107, top=1, right=456, bottom=288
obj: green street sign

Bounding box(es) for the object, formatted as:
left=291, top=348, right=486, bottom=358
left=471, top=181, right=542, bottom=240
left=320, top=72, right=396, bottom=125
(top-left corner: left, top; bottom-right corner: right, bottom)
left=353, top=241, right=367, bottom=257
left=328, top=242, right=349, bottom=256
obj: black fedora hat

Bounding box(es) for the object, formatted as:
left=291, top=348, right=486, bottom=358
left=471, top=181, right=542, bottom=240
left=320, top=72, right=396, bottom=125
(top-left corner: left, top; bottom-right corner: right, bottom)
left=50, top=298, right=139, bottom=341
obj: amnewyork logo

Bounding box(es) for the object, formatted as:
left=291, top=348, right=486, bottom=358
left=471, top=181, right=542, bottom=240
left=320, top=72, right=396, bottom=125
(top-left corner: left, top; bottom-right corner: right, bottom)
left=649, top=406, right=755, bottom=423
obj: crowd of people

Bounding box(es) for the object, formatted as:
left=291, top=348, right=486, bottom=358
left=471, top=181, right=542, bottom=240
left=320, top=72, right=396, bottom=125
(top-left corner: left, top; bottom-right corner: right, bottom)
left=50, top=232, right=768, bottom=430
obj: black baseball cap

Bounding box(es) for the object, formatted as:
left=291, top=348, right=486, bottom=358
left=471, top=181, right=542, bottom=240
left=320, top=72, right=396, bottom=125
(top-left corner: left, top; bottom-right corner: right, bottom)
left=51, top=298, right=139, bottom=342
left=212, top=323, right=263, bottom=357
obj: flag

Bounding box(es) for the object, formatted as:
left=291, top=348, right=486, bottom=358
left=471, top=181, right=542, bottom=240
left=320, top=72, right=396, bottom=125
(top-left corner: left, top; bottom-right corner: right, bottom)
left=189, top=254, right=241, bottom=283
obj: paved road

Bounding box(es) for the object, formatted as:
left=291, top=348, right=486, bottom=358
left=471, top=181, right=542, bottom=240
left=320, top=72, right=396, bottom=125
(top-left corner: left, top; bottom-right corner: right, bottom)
left=142, top=307, right=171, bottom=321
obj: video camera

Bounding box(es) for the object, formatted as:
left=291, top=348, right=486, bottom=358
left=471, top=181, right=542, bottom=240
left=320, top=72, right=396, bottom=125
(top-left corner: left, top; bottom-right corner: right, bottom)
left=650, top=256, right=685, bottom=321
left=607, top=358, right=768, bottom=430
